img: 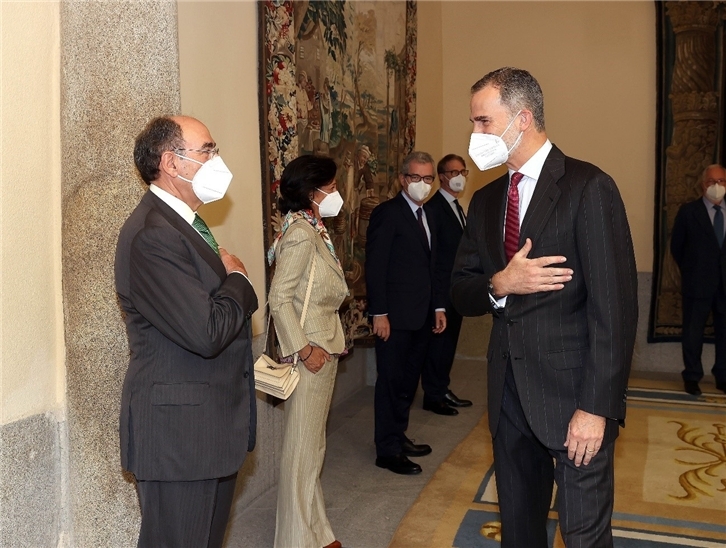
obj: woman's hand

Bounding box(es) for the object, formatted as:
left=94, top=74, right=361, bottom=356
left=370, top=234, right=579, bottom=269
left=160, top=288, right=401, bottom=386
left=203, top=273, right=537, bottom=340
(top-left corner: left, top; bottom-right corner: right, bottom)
left=299, top=344, right=330, bottom=374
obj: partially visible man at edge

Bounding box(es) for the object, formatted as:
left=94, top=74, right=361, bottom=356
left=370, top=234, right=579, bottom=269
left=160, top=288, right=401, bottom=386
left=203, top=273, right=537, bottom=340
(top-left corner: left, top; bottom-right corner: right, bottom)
left=115, top=115, right=258, bottom=548
left=451, top=67, right=637, bottom=547
left=671, top=163, right=726, bottom=396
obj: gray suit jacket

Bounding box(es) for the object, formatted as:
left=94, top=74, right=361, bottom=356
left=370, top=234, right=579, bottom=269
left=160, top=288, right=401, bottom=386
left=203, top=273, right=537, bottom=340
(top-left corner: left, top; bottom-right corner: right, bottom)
left=451, top=145, right=638, bottom=449
left=269, top=220, right=348, bottom=357
left=115, top=191, right=258, bottom=481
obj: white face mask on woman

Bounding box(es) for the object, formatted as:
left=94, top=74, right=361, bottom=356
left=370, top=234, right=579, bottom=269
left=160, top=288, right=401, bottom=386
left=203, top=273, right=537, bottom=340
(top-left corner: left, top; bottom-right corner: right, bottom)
left=314, top=188, right=344, bottom=217
left=468, top=110, right=523, bottom=171
left=176, top=154, right=233, bottom=204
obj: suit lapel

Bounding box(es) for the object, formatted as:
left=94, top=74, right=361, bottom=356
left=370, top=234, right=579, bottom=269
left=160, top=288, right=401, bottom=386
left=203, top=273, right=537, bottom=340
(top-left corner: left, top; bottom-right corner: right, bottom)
left=315, top=228, right=346, bottom=282
left=520, top=146, right=564, bottom=245
left=486, top=175, right=508, bottom=270
left=434, top=191, right=464, bottom=234
left=145, top=193, right=227, bottom=282
left=396, top=192, right=430, bottom=254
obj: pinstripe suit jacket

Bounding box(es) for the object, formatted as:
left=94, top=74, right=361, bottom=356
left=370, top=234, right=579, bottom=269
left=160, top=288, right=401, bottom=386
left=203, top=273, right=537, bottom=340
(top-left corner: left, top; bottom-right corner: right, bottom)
left=451, top=145, right=638, bottom=449
left=115, top=191, right=258, bottom=481
left=269, top=220, right=348, bottom=357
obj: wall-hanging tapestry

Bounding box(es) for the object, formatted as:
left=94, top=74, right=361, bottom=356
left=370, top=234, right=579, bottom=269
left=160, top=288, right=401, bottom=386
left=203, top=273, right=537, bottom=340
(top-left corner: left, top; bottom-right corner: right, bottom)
left=259, top=0, right=417, bottom=347
left=649, top=1, right=726, bottom=342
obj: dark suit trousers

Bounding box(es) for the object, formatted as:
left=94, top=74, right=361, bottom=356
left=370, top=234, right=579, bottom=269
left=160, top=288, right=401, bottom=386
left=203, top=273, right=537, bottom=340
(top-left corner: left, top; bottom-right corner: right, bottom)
left=422, top=309, right=463, bottom=402
left=374, top=321, right=432, bottom=456
left=681, top=293, right=726, bottom=383
left=136, top=473, right=237, bottom=548
left=493, top=364, right=615, bottom=548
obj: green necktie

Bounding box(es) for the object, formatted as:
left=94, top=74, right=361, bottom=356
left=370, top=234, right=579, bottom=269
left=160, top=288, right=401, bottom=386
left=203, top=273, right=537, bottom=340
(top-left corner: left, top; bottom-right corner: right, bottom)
left=192, top=214, right=220, bottom=256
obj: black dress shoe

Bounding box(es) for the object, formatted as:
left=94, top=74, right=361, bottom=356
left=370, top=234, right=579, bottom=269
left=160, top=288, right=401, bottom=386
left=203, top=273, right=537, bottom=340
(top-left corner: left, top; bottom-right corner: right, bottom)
left=375, top=454, right=422, bottom=475
left=423, top=400, right=459, bottom=415
left=684, top=380, right=702, bottom=396
left=716, top=381, right=726, bottom=394
left=444, top=390, right=473, bottom=407
left=402, top=436, right=432, bottom=457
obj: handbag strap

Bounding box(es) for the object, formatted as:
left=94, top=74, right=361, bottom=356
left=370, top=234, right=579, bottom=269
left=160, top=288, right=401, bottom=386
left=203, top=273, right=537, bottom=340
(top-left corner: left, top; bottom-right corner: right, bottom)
left=264, top=253, right=317, bottom=357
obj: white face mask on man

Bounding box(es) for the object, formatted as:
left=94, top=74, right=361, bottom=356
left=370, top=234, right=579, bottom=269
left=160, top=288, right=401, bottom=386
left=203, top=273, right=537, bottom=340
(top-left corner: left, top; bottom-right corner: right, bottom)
left=176, top=154, right=233, bottom=204
left=448, top=174, right=466, bottom=192
left=314, top=188, right=344, bottom=218
left=468, top=110, right=523, bottom=171
left=407, top=180, right=432, bottom=202
left=706, top=183, right=726, bottom=203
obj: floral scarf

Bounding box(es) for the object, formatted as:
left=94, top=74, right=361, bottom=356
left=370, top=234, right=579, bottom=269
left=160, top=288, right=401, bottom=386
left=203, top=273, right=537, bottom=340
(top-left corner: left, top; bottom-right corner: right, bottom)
left=267, top=209, right=343, bottom=272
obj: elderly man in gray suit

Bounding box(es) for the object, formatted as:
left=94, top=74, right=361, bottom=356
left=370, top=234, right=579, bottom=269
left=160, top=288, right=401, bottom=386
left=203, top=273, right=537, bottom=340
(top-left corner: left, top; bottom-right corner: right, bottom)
left=115, top=116, right=258, bottom=548
left=452, top=68, right=637, bottom=548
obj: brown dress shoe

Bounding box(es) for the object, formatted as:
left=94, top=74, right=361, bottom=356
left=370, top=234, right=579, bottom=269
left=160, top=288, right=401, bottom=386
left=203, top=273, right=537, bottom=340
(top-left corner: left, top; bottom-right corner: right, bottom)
left=323, top=541, right=342, bottom=548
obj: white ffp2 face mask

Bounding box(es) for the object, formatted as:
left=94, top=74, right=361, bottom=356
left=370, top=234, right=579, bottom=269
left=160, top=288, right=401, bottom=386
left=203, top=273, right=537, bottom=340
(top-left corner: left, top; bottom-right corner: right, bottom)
left=448, top=174, right=466, bottom=192
left=706, top=184, right=726, bottom=203
left=176, top=154, right=233, bottom=204
left=468, top=110, right=523, bottom=171
left=407, top=181, right=432, bottom=202
left=314, top=188, right=344, bottom=217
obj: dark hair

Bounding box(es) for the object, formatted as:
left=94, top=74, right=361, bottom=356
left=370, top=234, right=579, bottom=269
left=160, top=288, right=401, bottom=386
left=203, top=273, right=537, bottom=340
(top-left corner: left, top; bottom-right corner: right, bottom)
left=471, top=67, right=546, bottom=132
left=437, top=154, right=466, bottom=174
left=133, top=117, right=184, bottom=184
left=279, top=155, right=337, bottom=213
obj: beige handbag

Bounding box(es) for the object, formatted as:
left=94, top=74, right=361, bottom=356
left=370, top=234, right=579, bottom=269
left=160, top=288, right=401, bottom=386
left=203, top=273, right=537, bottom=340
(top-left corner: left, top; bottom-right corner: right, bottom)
left=254, top=258, right=316, bottom=399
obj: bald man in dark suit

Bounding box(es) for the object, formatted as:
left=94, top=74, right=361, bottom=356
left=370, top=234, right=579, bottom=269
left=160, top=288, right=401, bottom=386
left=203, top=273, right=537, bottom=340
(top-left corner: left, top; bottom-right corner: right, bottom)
left=115, top=116, right=258, bottom=548
left=451, top=68, right=637, bottom=548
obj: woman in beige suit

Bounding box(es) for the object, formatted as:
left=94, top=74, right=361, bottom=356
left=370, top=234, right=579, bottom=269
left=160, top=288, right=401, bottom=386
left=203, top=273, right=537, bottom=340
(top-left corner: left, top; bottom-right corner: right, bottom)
left=268, top=155, right=349, bottom=548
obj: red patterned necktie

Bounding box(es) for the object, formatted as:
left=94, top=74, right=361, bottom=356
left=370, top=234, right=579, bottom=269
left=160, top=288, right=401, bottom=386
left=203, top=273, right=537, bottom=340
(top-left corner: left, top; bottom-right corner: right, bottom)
left=505, top=172, right=524, bottom=262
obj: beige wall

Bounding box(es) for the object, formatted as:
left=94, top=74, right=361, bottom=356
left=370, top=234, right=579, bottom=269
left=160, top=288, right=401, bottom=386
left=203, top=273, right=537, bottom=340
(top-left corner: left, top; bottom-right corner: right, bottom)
left=1, top=2, right=64, bottom=424
left=418, top=1, right=656, bottom=271
left=178, top=1, right=266, bottom=334
left=0, top=0, right=658, bottom=423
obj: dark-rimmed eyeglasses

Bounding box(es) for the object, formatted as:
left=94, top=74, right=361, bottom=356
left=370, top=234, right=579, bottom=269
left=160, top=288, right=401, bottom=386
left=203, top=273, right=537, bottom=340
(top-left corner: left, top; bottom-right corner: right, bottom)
left=705, top=178, right=726, bottom=185
left=404, top=173, right=435, bottom=184
left=441, top=169, right=469, bottom=178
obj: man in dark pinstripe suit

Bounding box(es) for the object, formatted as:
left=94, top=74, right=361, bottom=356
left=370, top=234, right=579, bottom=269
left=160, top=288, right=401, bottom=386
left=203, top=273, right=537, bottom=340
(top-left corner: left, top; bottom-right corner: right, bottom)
left=115, top=116, right=258, bottom=548
left=451, top=68, right=637, bottom=547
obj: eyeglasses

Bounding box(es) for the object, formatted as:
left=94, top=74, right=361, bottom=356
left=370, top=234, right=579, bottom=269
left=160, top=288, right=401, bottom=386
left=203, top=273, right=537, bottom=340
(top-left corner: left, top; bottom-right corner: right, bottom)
left=441, top=169, right=469, bottom=178
left=174, top=147, right=219, bottom=159
left=404, top=173, right=435, bottom=184
left=705, top=178, right=726, bottom=185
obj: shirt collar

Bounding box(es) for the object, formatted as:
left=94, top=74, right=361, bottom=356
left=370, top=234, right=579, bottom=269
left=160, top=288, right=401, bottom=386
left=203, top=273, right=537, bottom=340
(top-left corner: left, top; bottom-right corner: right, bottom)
left=702, top=196, right=725, bottom=211
left=401, top=189, right=425, bottom=214
left=149, top=184, right=196, bottom=225
left=509, top=139, right=553, bottom=181
left=438, top=188, right=458, bottom=204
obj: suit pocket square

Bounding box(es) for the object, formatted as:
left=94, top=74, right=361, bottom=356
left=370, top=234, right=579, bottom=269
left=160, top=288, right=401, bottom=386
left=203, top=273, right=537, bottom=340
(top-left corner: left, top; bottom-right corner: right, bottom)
left=151, top=382, right=209, bottom=406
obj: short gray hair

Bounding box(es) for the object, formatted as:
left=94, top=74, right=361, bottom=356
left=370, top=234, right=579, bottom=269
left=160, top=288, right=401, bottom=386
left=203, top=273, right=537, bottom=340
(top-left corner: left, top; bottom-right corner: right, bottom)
left=401, top=151, right=435, bottom=174
left=471, top=67, right=546, bottom=132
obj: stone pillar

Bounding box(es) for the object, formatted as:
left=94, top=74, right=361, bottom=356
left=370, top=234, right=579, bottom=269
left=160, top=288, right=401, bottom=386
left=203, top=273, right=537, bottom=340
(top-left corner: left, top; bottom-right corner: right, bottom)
left=60, top=2, right=180, bottom=545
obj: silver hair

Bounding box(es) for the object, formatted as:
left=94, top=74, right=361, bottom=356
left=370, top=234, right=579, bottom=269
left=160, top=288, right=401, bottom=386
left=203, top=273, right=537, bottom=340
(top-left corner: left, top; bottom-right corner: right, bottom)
left=401, top=151, right=435, bottom=174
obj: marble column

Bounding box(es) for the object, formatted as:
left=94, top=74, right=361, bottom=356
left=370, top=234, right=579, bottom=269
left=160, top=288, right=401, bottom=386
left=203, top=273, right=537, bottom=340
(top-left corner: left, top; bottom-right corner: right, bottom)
left=60, top=2, right=180, bottom=545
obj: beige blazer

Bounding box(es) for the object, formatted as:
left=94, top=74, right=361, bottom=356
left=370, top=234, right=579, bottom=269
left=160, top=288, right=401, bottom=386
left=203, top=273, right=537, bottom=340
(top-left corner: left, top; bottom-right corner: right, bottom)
left=269, top=220, right=348, bottom=357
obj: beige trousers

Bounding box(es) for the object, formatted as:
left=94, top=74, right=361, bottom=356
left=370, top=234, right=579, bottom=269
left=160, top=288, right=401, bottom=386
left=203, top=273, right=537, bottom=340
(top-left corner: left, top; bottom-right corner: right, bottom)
left=274, top=357, right=338, bottom=548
